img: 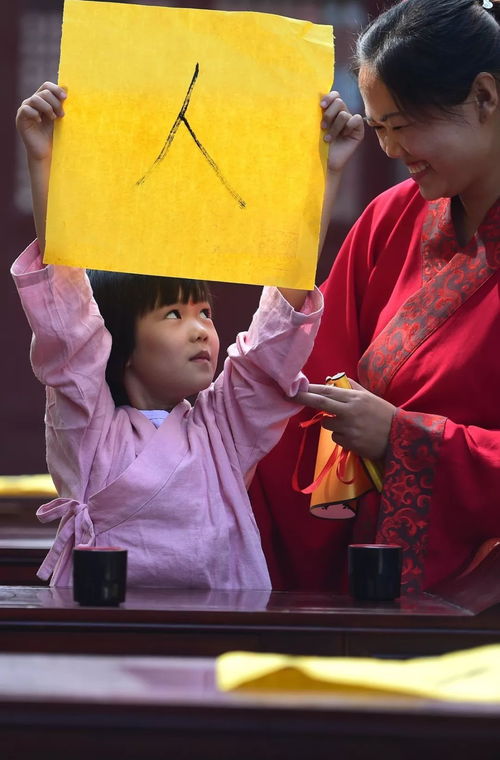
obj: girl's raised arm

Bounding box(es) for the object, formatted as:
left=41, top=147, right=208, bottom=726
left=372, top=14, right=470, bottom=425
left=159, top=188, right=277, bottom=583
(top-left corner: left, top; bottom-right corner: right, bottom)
left=16, top=82, right=67, bottom=253
left=278, top=92, right=364, bottom=310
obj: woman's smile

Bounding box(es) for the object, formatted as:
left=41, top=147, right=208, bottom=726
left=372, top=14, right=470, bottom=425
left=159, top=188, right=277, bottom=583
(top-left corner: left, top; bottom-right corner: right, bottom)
left=407, top=161, right=431, bottom=181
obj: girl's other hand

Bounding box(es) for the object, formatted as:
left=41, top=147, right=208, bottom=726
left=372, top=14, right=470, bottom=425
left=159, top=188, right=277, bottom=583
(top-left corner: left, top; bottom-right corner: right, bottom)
left=294, top=378, right=395, bottom=460
left=16, top=82, right=67, bottom=162
left=320, top=91, right=364, bottom=174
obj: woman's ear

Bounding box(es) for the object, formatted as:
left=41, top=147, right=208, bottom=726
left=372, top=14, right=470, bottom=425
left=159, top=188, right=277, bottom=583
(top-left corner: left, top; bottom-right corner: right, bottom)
left=471, top=72, right=499, bottom=122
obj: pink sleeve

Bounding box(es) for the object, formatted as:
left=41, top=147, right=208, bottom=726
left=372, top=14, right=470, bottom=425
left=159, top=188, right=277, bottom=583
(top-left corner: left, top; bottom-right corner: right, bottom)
left=11, top=241, right=116, bottom=499
left=208, top=286, right=323, bottom=481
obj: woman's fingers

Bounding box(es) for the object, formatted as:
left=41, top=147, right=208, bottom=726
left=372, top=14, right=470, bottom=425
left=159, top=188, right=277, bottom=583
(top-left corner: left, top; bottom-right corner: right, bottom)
left=294, top=390, right=332, bottom=409
left=296, top=378, right=395, bottom=460
left=347, top=377, right=364, bottom=391
left=301, top=383, right=353, bottom=400
left=294, top=385, right=352, bottom=416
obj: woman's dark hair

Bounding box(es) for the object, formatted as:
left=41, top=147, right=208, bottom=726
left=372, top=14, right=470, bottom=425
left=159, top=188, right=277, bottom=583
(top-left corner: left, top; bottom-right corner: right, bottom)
left=87, top=269, right=212, bottom=407
left=354, top=0, right=500, bottom=117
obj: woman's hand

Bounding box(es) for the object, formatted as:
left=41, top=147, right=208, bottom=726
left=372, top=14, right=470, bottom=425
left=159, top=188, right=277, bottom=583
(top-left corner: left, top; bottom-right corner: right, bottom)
left=320, top=91, right=364, bottom=174
left=16, top=82, right=66, bottom=162
left=294, top=379, right=396, bottom=460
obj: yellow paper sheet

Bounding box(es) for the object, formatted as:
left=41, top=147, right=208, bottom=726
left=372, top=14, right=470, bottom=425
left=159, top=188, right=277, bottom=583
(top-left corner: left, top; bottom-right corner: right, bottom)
left=45, top=0, right=334, bottom=288
left=217, top=646, right=500, bottom=702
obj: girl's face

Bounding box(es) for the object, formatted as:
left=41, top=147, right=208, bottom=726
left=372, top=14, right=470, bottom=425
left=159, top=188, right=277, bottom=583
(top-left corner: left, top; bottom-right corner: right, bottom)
left=358, top=66, right=492, bottom=203
left=124, top=297, right=219, bottom=411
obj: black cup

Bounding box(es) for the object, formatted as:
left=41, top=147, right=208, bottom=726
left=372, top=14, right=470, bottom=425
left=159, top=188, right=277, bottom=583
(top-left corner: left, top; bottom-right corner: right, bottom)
left=348, top=543, right=402, bottom=601
left=73, top=546, right=127, bottom=606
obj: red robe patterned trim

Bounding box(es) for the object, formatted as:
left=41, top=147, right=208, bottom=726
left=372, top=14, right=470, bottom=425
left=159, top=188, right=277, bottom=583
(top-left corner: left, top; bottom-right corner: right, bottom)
left=376, top=409, right=445, bottom=594
left=358, top=196, right=500, bottom=398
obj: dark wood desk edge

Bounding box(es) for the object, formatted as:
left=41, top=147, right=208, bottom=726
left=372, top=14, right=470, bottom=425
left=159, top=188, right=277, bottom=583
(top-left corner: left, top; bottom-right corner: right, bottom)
left=0, top=602, right=486, bottom=629
left=0, top=589, right=499, bottom=658
left=0, top=548, right=48, bottom=565
left=2, top=586, right=500, bottom=627
left=2, top=695, right=500, bottom=725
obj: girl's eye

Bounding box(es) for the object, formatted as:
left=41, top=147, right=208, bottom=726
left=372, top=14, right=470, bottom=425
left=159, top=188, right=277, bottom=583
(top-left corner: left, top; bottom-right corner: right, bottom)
left=165, top=309, right=181, bottom=319
left=201, top=307, right=212, bottom=320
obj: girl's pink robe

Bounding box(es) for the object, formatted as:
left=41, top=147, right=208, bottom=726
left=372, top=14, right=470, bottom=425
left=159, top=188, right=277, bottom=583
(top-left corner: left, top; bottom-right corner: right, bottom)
left=12, top=242, right=322, bottom=589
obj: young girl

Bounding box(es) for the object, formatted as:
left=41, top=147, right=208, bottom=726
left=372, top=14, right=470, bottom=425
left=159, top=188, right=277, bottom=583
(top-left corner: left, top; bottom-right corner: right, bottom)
left=14, top=81, right=362, bottom=589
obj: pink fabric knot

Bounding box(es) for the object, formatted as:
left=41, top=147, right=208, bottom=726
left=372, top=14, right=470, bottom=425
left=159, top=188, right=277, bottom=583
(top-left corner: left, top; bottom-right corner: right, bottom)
left=36, top=498, right=95, bottom=580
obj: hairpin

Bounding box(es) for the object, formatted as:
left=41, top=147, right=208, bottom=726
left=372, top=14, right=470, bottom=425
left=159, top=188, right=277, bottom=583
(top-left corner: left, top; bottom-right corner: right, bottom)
left=483, top=0, right=493, bottom=9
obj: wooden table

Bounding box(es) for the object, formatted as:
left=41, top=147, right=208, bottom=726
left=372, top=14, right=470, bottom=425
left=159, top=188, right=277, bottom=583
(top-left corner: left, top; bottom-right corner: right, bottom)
left=1, top=652, right=500, bottom=760
left=0, top=538, right=50, bottom=585
left=1, top=585, right=500, bottom=658
left=0, top=496, right=54, bottom=585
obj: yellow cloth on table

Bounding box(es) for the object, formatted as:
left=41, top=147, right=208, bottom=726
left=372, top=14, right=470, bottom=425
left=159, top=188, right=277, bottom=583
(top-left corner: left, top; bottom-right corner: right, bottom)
left=217, top=646, right=500, bottom=702
left=0, top=474, right=57, bottom=498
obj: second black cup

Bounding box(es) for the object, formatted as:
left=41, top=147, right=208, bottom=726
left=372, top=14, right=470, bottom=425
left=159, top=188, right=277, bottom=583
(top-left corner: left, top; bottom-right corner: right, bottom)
left=73, top=546, right=127, bottom=606
left=348, top=543, right=402, bottom=601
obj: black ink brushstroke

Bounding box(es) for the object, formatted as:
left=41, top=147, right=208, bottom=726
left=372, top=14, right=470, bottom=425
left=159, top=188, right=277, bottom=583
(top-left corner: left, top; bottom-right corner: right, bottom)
left=136, top=63, right=199, bottom=184
left=181, top=116, right=245, bottom=208
left=136, top=63, right=246, bottom=208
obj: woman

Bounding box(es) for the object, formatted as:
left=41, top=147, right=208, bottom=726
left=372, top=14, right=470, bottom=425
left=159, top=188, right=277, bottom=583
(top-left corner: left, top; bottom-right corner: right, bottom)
left=250, top=0, right=500, bottom=594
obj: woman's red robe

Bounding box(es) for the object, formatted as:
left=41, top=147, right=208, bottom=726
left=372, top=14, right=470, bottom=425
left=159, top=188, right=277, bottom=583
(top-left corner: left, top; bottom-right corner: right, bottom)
left=249, top=179, right=500, bottom=593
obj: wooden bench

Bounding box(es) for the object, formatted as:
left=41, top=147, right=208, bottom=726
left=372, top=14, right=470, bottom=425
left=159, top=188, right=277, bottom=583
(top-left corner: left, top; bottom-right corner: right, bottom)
left=1, top=652, right=500, bottom=760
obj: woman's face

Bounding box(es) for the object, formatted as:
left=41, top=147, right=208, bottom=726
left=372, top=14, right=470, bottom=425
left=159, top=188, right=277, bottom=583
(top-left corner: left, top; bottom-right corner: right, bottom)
left=358, top=66, right=492, bottom=202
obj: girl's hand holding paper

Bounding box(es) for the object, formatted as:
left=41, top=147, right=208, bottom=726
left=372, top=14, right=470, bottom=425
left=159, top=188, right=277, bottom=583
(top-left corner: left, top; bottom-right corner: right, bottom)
left=320, top=90, right=364, bottom=174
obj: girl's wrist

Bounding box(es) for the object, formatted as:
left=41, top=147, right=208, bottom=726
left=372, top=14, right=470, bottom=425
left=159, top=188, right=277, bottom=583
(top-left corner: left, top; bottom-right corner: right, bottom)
left=326, top=164, right=345, bottom=177
left=28, top=152, right=52, bottom=167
